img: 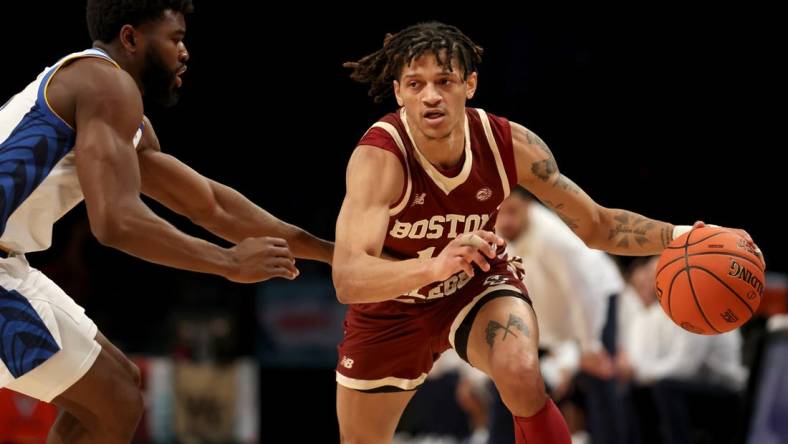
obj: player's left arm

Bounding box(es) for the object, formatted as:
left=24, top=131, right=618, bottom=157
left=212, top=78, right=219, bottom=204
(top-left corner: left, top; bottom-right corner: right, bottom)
left=512, top=122, right=762, bottom=258
left=137, top=117, right=333, bottom=264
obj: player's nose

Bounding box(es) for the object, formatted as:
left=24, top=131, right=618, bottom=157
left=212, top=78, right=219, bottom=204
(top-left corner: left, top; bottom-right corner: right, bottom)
left=421, top=83, right=442, bottom=105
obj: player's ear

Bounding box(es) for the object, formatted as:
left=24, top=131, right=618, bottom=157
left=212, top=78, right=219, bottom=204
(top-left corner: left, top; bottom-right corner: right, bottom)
left=119, top=24, right=139, bottom=53
left=393, top=80, right=404, bottom=107
left=465, top=72, right=478, bottom=100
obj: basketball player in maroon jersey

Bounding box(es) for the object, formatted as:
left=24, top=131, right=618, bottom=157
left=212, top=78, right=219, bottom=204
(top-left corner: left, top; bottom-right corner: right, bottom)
left=332, top=22, right=761, bottom=443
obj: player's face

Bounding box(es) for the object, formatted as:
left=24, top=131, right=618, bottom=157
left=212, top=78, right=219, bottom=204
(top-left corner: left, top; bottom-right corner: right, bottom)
left=138, top=10, right=189, bottom=107
left=394, top=53, right=477, bottom=141
left=495, top=195, right=530, bottom=241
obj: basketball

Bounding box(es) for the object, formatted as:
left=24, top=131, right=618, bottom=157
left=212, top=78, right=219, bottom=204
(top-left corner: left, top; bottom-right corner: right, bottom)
left=655, top=226, right=765, bottom=335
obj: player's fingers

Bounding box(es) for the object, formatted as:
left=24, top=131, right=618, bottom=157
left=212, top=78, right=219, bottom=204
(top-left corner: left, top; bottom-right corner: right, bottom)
left=454, top=256, right=474, bottom=277
left=460, top=233, right=497, bottom=258
left=734, top=229, right=754, bottom=244
left=267, top=265, right=299, bottom=280
left=459, top=233, right=487, bottom=249
left=265, top=237, right=290, bottom=249
left=270, top=257, right=299, bottom=275
left=750, top=242, right=765, bottom=267
left=269, top=245, right=296, bottom=262
left=475, top=230, right=506, bottom=247
left=469, top=251, right=491, bottom=272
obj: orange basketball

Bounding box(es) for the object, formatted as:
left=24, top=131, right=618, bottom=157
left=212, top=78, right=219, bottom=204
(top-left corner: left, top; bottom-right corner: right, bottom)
left=655, top=226, right=765, bottom=335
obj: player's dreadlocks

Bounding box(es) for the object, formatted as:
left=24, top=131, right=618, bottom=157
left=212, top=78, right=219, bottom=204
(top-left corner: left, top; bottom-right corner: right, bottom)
left=344, top=22, right=483, bottom=103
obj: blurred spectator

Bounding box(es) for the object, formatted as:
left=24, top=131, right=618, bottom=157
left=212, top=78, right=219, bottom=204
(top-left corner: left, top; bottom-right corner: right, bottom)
left=620, top=256, right=747, bottom=444
left=745, top=272, right=788, bottom=444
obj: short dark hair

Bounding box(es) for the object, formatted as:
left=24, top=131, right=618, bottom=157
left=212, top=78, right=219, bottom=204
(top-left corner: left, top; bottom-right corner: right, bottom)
left=343, top=21, right=483, bottom=103
left=86, top=0, right=194, bottom=43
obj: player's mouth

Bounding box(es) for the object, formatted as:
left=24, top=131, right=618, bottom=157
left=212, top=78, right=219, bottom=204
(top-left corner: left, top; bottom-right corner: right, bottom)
left=175, top=65, right=187, bottom=87
left=423, top=109, right=446, bottom=127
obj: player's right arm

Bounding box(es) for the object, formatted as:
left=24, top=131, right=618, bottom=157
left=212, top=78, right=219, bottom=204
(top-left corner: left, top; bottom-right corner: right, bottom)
left=332, top=146, right=502, bottom=304
left=72, top=61, right=296, bottom=283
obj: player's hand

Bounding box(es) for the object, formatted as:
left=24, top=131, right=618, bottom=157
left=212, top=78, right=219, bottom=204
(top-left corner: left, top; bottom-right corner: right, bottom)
left=429, top=231, right=505, bottom=282
left=225, top=237, right=299, bottom=283
left=692, top=221, right=765, bottom=267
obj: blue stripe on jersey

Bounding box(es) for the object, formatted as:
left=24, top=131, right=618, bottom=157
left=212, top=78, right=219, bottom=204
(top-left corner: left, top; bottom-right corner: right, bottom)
left=0, top=287, right=60, bottom=378
left=0, top=103, right=76, bottom=232
left=0, top=55, right=89, bottom=234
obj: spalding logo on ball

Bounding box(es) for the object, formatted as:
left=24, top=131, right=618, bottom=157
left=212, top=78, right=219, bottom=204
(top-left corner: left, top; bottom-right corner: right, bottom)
left=655, top=226, right=765, bottom=335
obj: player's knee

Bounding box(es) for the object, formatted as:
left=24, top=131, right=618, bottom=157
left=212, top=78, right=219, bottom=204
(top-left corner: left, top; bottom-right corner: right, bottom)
left=110, top=383, right=144, bottom=440
left=125, top=386, right=145, bottom=421
left=339, top=422, right=384, bottom=444
left=340, top=432, right=379, bottom=444
left=490, top=348, right=543, bottom=396
left=126, top=359, right=142, bottom=388
left=339, top=428, right=362, bottom=444
left=100, top=370, right=144, bottom=440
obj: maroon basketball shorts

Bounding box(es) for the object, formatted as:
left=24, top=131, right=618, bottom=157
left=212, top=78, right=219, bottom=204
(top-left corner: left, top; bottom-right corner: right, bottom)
left=336, top=259, right=531, bottom=392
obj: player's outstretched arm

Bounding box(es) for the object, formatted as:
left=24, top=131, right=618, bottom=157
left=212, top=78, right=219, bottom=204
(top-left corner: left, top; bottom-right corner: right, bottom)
left=512, top=122, right=760, bottom=257
left=73, top=63, right=297, bottom=283
left=136, top=118, right=332, bottom=264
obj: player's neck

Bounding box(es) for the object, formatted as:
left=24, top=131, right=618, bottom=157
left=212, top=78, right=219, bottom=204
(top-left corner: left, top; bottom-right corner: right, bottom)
left=92, top=43, right=144, bottom=93
left=409, top=120, right=466, bottom=171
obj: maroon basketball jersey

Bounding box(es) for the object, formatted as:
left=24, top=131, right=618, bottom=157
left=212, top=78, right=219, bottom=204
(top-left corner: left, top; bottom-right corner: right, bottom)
left=358, top=108, right=518, bottom=303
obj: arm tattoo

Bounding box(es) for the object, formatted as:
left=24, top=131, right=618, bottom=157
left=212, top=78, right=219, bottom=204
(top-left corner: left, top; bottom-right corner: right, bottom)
left=608, top=211, right=655, bottom=248
left=554, top=175, right=581, bottom=195
left=542, top=199, right=563, bottom=210
left=531, top=159, right=557, bottom=181
left=526, top=130, right=552, bottom=156
left=524, top=129, right=583, bottom=230
left=660, top=226, right=673, bottom=248
left=527, top=130, right=558, bottom=182
left=556, top=213, right=580, bottom=232
left=543, top=200, right=580, bottom=232
left=486, top=314, right=530, bottom=349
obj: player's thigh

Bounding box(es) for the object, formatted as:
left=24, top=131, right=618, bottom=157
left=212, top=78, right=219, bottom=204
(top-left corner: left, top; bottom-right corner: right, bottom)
left=337, top=383, right=416, bottom=443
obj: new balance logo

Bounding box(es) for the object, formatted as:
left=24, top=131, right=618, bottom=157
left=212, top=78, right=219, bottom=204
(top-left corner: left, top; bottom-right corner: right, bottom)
left=483, top=275, right=507, bottom=287
left=412, top=193, right=426, bottom=206
left=341, top=356, right=354, bottom=369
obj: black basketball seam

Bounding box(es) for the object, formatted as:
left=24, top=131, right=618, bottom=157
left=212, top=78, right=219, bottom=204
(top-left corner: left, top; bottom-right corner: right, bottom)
left=657, top=251, right=765, bottom=277
left=666, top=267, right=686, bottom=322
left=665, top=230, right=691, bottom=323
left=665, top=231, right=726, bottom=249
left=684, top=233, right=721, bottom=334
left=690, top=266, right=755, bottom=316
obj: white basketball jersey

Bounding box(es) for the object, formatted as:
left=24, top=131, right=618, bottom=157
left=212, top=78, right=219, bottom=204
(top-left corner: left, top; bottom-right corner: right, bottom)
left=0, top=48, right=143, bottom=253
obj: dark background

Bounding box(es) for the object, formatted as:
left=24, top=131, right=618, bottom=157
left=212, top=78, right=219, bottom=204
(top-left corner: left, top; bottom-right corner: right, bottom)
left=1, top=3, right=782, bottom=441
